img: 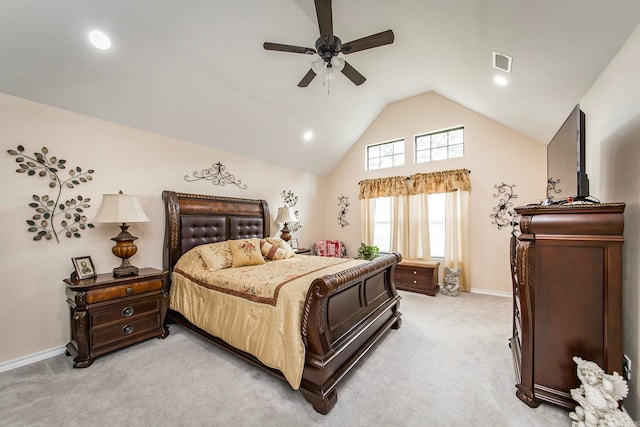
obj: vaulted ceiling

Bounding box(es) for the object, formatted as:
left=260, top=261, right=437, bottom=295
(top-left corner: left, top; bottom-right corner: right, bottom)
left=2, top=1, right=639, bottom=175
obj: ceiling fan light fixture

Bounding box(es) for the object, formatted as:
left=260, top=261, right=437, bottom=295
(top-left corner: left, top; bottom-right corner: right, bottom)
left=331, top=57, right=345, bottom=72
left=311, top=58, right=325, bottom=74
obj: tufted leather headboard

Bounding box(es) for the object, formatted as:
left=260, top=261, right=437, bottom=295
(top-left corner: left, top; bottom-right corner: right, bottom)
left=162, top=191, right=270, bottom=282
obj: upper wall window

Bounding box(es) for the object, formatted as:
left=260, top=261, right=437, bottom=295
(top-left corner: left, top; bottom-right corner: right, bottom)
left=367, top=139, right=405, bottom=170
left=415, top=127, right=464, bottom=163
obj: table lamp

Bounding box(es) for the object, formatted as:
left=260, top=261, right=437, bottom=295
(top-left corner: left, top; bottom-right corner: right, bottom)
left=274, top=207, right=297, bottom=242
left=92, top=192, right=150, bottom=277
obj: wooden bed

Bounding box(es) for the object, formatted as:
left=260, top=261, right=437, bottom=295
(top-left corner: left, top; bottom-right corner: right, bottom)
left=162, top=190, right=402, bottom=414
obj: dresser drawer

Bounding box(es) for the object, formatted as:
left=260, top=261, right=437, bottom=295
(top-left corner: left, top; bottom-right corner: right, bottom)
left=91, top=295, right=161, bottom=326
left=86, top=278, right=163, bottom=304
left=90, top=312, right=161, bottom=354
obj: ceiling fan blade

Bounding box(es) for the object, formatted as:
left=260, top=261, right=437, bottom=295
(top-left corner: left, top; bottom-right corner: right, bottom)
left=341, top=30, right=395, bottom=54
left=341, top=61, right=366, bottom=86
left=263, top=42, right=316, bottom=55
left=297, top=69, right=317, bottom=87
left=314, top=0, right=333, bottom=37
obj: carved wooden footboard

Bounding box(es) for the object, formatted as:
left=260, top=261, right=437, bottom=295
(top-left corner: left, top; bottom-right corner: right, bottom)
left=300, top=253, right=402, bottom=413
left=161, top=190, right=402, bottom=414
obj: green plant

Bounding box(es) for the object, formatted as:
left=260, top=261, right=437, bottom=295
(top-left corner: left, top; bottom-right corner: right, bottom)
left=357, top=243, right=379, bottom=260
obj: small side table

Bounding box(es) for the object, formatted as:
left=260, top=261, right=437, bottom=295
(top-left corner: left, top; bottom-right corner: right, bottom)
left=394, top=259, right=440, bottom=296
left=64, top=267, right=169, bottom=368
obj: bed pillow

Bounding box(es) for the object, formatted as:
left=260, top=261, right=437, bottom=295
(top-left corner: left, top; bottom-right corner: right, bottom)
left=194, top=241, right=233, bottom=271
left=228, top=238, right=266, bottom=267
left=265, top=237, right=296, bottom=259
left=260, top=239, right=288, bottom=260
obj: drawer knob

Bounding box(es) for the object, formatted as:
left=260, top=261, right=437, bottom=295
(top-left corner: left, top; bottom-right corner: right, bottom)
left=413, top=271, right=417, bottom=275
left=122, top=325, right=134, bottom=335
left=122, top=306, right=134, bottom=317
left=413, top=280, right=417, bottom=284
left=125, top=287, right=133, bottom=295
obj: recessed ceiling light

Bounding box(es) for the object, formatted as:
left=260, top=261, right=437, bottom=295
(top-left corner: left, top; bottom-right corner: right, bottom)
left=303, top=131, right=313, bottom=141
left=494, top=75, right=508, bottom=86
left=88, top=30, right=111, bottom=50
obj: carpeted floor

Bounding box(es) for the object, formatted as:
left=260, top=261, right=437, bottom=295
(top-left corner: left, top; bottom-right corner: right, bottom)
left=0, top=291, right=571, bottom=426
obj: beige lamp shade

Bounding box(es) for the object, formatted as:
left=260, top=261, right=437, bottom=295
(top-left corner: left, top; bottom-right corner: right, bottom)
left=92, top=194, right=150, bottom=224
left=92, top=193, right=149, bottom=277
left=275, top=207, right=297, bottom=225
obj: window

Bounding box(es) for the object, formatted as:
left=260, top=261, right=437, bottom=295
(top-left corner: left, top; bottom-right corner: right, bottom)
left=428, top=193, right=446, bottom=258
left=415, top=127, right=464, bottom=163
left=372, top=194, right=446, bottom=257
left=367, top=139, right=405, bottom=170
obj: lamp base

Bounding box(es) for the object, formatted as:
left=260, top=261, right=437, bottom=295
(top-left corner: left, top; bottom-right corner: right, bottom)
left=113, top=259, right=139, bottom=277
left=111, top=223, right=140, bottom=277
left=280, top=223, right=292, bottom=242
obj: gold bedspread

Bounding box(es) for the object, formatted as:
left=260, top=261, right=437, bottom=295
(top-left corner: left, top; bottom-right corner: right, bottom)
left=170, top=251, right=364, bottom=389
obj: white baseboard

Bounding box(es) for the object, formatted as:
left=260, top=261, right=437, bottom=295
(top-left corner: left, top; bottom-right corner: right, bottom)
left=0, top=345, right=66, bottom=373
left=470, top=288, right=512, bottom=298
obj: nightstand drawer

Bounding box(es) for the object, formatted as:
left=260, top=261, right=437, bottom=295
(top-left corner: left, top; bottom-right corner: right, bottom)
left=91, top=312, right=161, bottom=353
left=86, top=278, right=163, bottom=303
left=91, top=296, right=161, bottom=326
left=396, top=266, right=429, bottom=280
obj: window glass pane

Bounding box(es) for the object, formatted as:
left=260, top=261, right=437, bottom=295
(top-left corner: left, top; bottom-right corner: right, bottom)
left=415, top=137, right=429, bottom=150
left=394, top=140, right=405, bottom=153
left=431, top=146, right=447, bottom=161
left=393, top=154, right=404, bottom=166
left=428, top=193, right=446, bottom=258
left=449, top=129, right=464, bottom=145
left=369, top=145, right=380, bottom=157
left=380, top=144, right=394, bottom=156
left=416, top=150, right=430, bottom=163
left=431, top=133, right=447, bottom=148
left=368, top=158, right=380, bottom=170
left=449, top=144, right=464, bottom=158
left=373, top=197, right=391, bottom=252
left=380, top=156, right=393, bottom=169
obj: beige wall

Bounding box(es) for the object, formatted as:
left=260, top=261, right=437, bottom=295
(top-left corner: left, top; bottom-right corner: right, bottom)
left=0, top=92, right=325, bottom=364
left=580, top=23, right=640, bottom=419
left=321, top=91, right=546, bottom=294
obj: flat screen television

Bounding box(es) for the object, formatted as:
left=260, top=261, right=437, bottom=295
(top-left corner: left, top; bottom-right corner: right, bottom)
left=546, top=104, right=589, bottom=201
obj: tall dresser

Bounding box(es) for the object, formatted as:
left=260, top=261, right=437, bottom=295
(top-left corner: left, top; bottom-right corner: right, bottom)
left=509, top=203, right=625, bottom=409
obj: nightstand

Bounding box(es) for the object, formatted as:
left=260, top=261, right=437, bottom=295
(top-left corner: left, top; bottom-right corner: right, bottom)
left=394, top=259, right=440, bottom=296
left=64, top=267, right=169, bottom=368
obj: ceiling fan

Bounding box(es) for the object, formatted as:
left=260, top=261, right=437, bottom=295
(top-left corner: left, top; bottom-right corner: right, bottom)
left=263, top=0, right=395, bottom=87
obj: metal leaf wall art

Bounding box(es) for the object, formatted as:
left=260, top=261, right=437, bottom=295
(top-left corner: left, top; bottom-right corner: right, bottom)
left=7, top=145, right=95, bottom=242
left=490, top=182, right=518, bottom=230
left=184, top=161, right=247, bottom=189
left=338, top=195, right=350, bottom=228
left=282, top=190, right=302, bottom=233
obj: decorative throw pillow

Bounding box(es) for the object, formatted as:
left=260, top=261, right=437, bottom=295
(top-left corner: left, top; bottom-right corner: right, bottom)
left=228, top=238, right=266, bottom=267
left=265, top=237, right=296, bottom=259
left=260, top=239, right=287, bottom=260
left=194, top=241, right=233, bottom=271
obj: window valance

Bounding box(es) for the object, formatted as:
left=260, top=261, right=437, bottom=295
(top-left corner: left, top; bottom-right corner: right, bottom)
left=359, top=168, right=471, bottom=199
left=409, top=168, right=471, bottom=195
left=358, top=176, right=409, bottom=199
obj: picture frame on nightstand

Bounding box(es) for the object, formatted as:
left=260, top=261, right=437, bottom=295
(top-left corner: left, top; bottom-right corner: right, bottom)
left=290, top=238, right=299, bottom=250
left=71, top=256, right=96, bottom=280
